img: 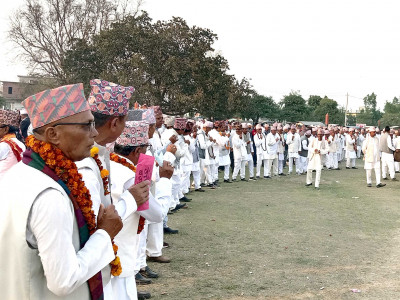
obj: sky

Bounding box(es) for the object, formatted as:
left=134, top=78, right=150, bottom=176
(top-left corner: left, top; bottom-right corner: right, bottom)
left=1, top=0, right=400, bottom=111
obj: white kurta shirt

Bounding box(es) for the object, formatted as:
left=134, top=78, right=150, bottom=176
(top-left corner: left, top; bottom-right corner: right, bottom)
left=307, top=139, right=328, bottom=170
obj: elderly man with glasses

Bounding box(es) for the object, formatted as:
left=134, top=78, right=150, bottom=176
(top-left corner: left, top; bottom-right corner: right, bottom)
left=0, top=83, right=124, bottom=299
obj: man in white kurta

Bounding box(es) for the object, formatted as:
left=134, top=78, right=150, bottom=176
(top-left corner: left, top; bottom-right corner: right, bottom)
left=277, top=126, right=286, bottom=175
left=326, top=128, right=338, bottom=170
left=286, top=125, right=301, bottom=175
left=306, top=130, right=328, bottom=189
left=265, top=126, right=279, bottom=177
left=217, top=122, right=232, bottom=182
left=254, top=124, right=267, bottom=178
left=363, top=127, right=385, bottom=188
left=345, top=128, right=357, bottom=169
left=110, top=121, right=172, bottom=300
left=232, top=126, right=247, bottom=180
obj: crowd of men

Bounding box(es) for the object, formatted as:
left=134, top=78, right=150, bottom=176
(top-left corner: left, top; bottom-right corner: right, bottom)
left=0, top=79, right=399, bottom=300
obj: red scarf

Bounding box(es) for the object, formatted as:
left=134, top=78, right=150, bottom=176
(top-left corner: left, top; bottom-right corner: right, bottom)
left=1, top=134, right=23, bottom=162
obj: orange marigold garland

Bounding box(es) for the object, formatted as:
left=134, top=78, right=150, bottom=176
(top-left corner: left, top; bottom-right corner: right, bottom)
left=90, top=147, right=110, bottom=196
left=109, top=153, right=145, bottom=234
left=26, top=135, right=97, bottom=233
left=90, top=146, right=121, bottom=276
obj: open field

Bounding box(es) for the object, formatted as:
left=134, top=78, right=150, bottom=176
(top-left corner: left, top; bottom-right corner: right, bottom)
left=143, top=160, right=400, bottom=299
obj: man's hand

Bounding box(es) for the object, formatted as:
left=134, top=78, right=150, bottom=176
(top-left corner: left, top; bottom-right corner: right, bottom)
left=247, top=141, right=251, bottom=144
left=166, top=144, right=177, bottom=154
left=169, top=135, right=177, bottom=144
left=184, top=139, right=190, bottom=145
left=314, top=149, right=319, bottom=153
left=97, top=204, right=123, bottom=240
left=128, top=180, right=150, bottom=208
left=292, top=135, right=295, bottom=140
left=159, top=161, right=174, bottom=179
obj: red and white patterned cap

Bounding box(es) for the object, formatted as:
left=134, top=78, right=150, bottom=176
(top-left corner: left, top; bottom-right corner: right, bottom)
left=116, top=121, right=149, bottom=146
left=174, top=118, right=187, bottom=130
left=88, top=79, right=134, bottom=116
left=23, top=83, right=89, bottom=129
left=0, top=110, right=20, bottom=127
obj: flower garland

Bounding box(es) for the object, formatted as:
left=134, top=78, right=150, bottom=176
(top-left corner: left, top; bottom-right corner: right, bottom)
left=109, top=153, right=145, bottom=234
left=26, top=135, right=97, bottom=234
left=90, top=146, right=121, bottom=276
left=26, top=137, right=122, bottom=276
left=90, top=147, right=110, bottom=195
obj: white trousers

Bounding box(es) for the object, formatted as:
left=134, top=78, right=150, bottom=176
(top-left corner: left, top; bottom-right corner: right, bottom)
left=382, top=154, right=395, bottom=179
left=288, top=157, right=300, bottom=174
left=192, top=170, right=201, bottom=189
left=232, top=159, right=244, bottom=179
left=366, top=167, right=381, bottom=185
left=111, top=275, right=137, bottom=300
left=327, top=152, right=338, bottom=169
left=278, top=159, right=284, bottom=174
left=256, top=154, right=264, bottom=177
left=395, top=161, right=400, bottom=172
left=146, top=221, right=163, bottom=258
left=243, top=158, right=254, bottom=178
left=213, top=162, right=220, bottom=181
left=222, top=165, right=230, bottom=180
left=171, top=173, right=181, bottom=208
left=357, top=146, right=362, bottom=158
left=307, top=169, right=321, bottom=187
left=298, top=156, right=308, bottom=173
left=180, top=168, right=191, bottom=194
left=346, top=157, right=356, bottom=168
left=207, top=163, right=217, bottom=183
left=135, top=223, right=148, bottom=274
left=266, top=157, right=278, bottom=176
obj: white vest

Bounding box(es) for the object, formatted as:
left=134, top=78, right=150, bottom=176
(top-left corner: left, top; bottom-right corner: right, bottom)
left=0, top=163, right=90, bottom=300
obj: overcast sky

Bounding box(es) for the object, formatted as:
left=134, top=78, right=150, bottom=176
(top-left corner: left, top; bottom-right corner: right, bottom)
left=1, top=0, right=400, bottom=111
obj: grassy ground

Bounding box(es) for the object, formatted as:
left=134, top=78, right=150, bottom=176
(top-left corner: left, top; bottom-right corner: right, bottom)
left=142, top=159, right=400, bottom=299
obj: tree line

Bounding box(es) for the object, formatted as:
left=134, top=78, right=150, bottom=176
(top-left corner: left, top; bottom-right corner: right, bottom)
left=8, top=0, right=400, bottom=126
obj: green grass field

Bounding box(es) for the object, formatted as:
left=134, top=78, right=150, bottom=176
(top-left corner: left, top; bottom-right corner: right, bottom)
left=143, top=159, right=400, bottom=299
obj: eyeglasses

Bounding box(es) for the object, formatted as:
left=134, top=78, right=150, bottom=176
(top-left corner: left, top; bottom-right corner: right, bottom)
left=53, top=121, right=96, bottom=131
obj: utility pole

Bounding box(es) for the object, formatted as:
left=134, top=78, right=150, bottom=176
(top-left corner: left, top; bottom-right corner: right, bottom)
left=344, top=93, right=349, bottom=126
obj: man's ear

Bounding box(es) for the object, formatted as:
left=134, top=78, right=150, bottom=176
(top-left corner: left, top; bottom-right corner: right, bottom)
left=109, top=117, right=119, bottom=130
left=43, top=127, right=61, bottom=146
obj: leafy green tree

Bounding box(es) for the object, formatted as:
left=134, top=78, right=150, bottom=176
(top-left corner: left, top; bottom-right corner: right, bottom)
left=380, top=97, right=400, bottom=127
left=314, top=97, right=343, bottom=125
left=240, top=94, right=279, bottom=123
left=357, top=93, right=382, bottom=126
left=280, top=91, right=307, bottom=122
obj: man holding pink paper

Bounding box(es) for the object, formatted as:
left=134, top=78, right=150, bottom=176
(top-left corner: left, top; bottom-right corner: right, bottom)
left=110, top=120, right=173, bottom=300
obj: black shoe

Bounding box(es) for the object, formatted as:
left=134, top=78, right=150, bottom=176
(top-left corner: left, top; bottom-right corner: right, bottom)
left=383, top=177, right=388, bottom=180
left=167, top=210, right=174, bottom=215
left=367, top=183, right=372, bottom=187
left=224, top=179, right=232, bottom=183
left=278, top=173, right=286, bottom=176
left=170, top=207, right=179, bottom=213
left=207, top=184, right=216, bottom=189
left=163, top=242, right=170, bottom=248
left=176, top=203, right=187, bottom=209
left=352, top=167, right=358, bottom=169
left=140, top=266, right=159, bottom=278
left=249, top=177, right=255, bottom=181
left=179, top=196, right=192, bottom=202
left=137, top=291, right=151, bottom=300
left=346, top=167, right=350, bottom=169
left=164, top=227, right=179, bottom=234
left=241, top=178, right=248, bottom=181
left=392, top=178, right=398, bottom=181
left=376, top=183, right=386, bottom=188
left=256, top=176, right=261, bottom=179
left=305, top=183, right=312, bottom=187
left=264, top=176, right=271, bottom=179
left=195, top=188, right=205, bottom=192
left=396, top=171, right=400, bottom=173
left=135, top=272, right=152, bottom=285
left=334, top=168, right=341, bottom=170
left=200, top=183, right=206, bottom=187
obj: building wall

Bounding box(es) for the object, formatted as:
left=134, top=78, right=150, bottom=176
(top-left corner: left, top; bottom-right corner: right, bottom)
left=0, top=81, right=24, bottom=110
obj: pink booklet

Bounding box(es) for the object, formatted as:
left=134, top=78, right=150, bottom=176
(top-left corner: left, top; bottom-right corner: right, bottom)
left=135, top=153, right=155, bottom=211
